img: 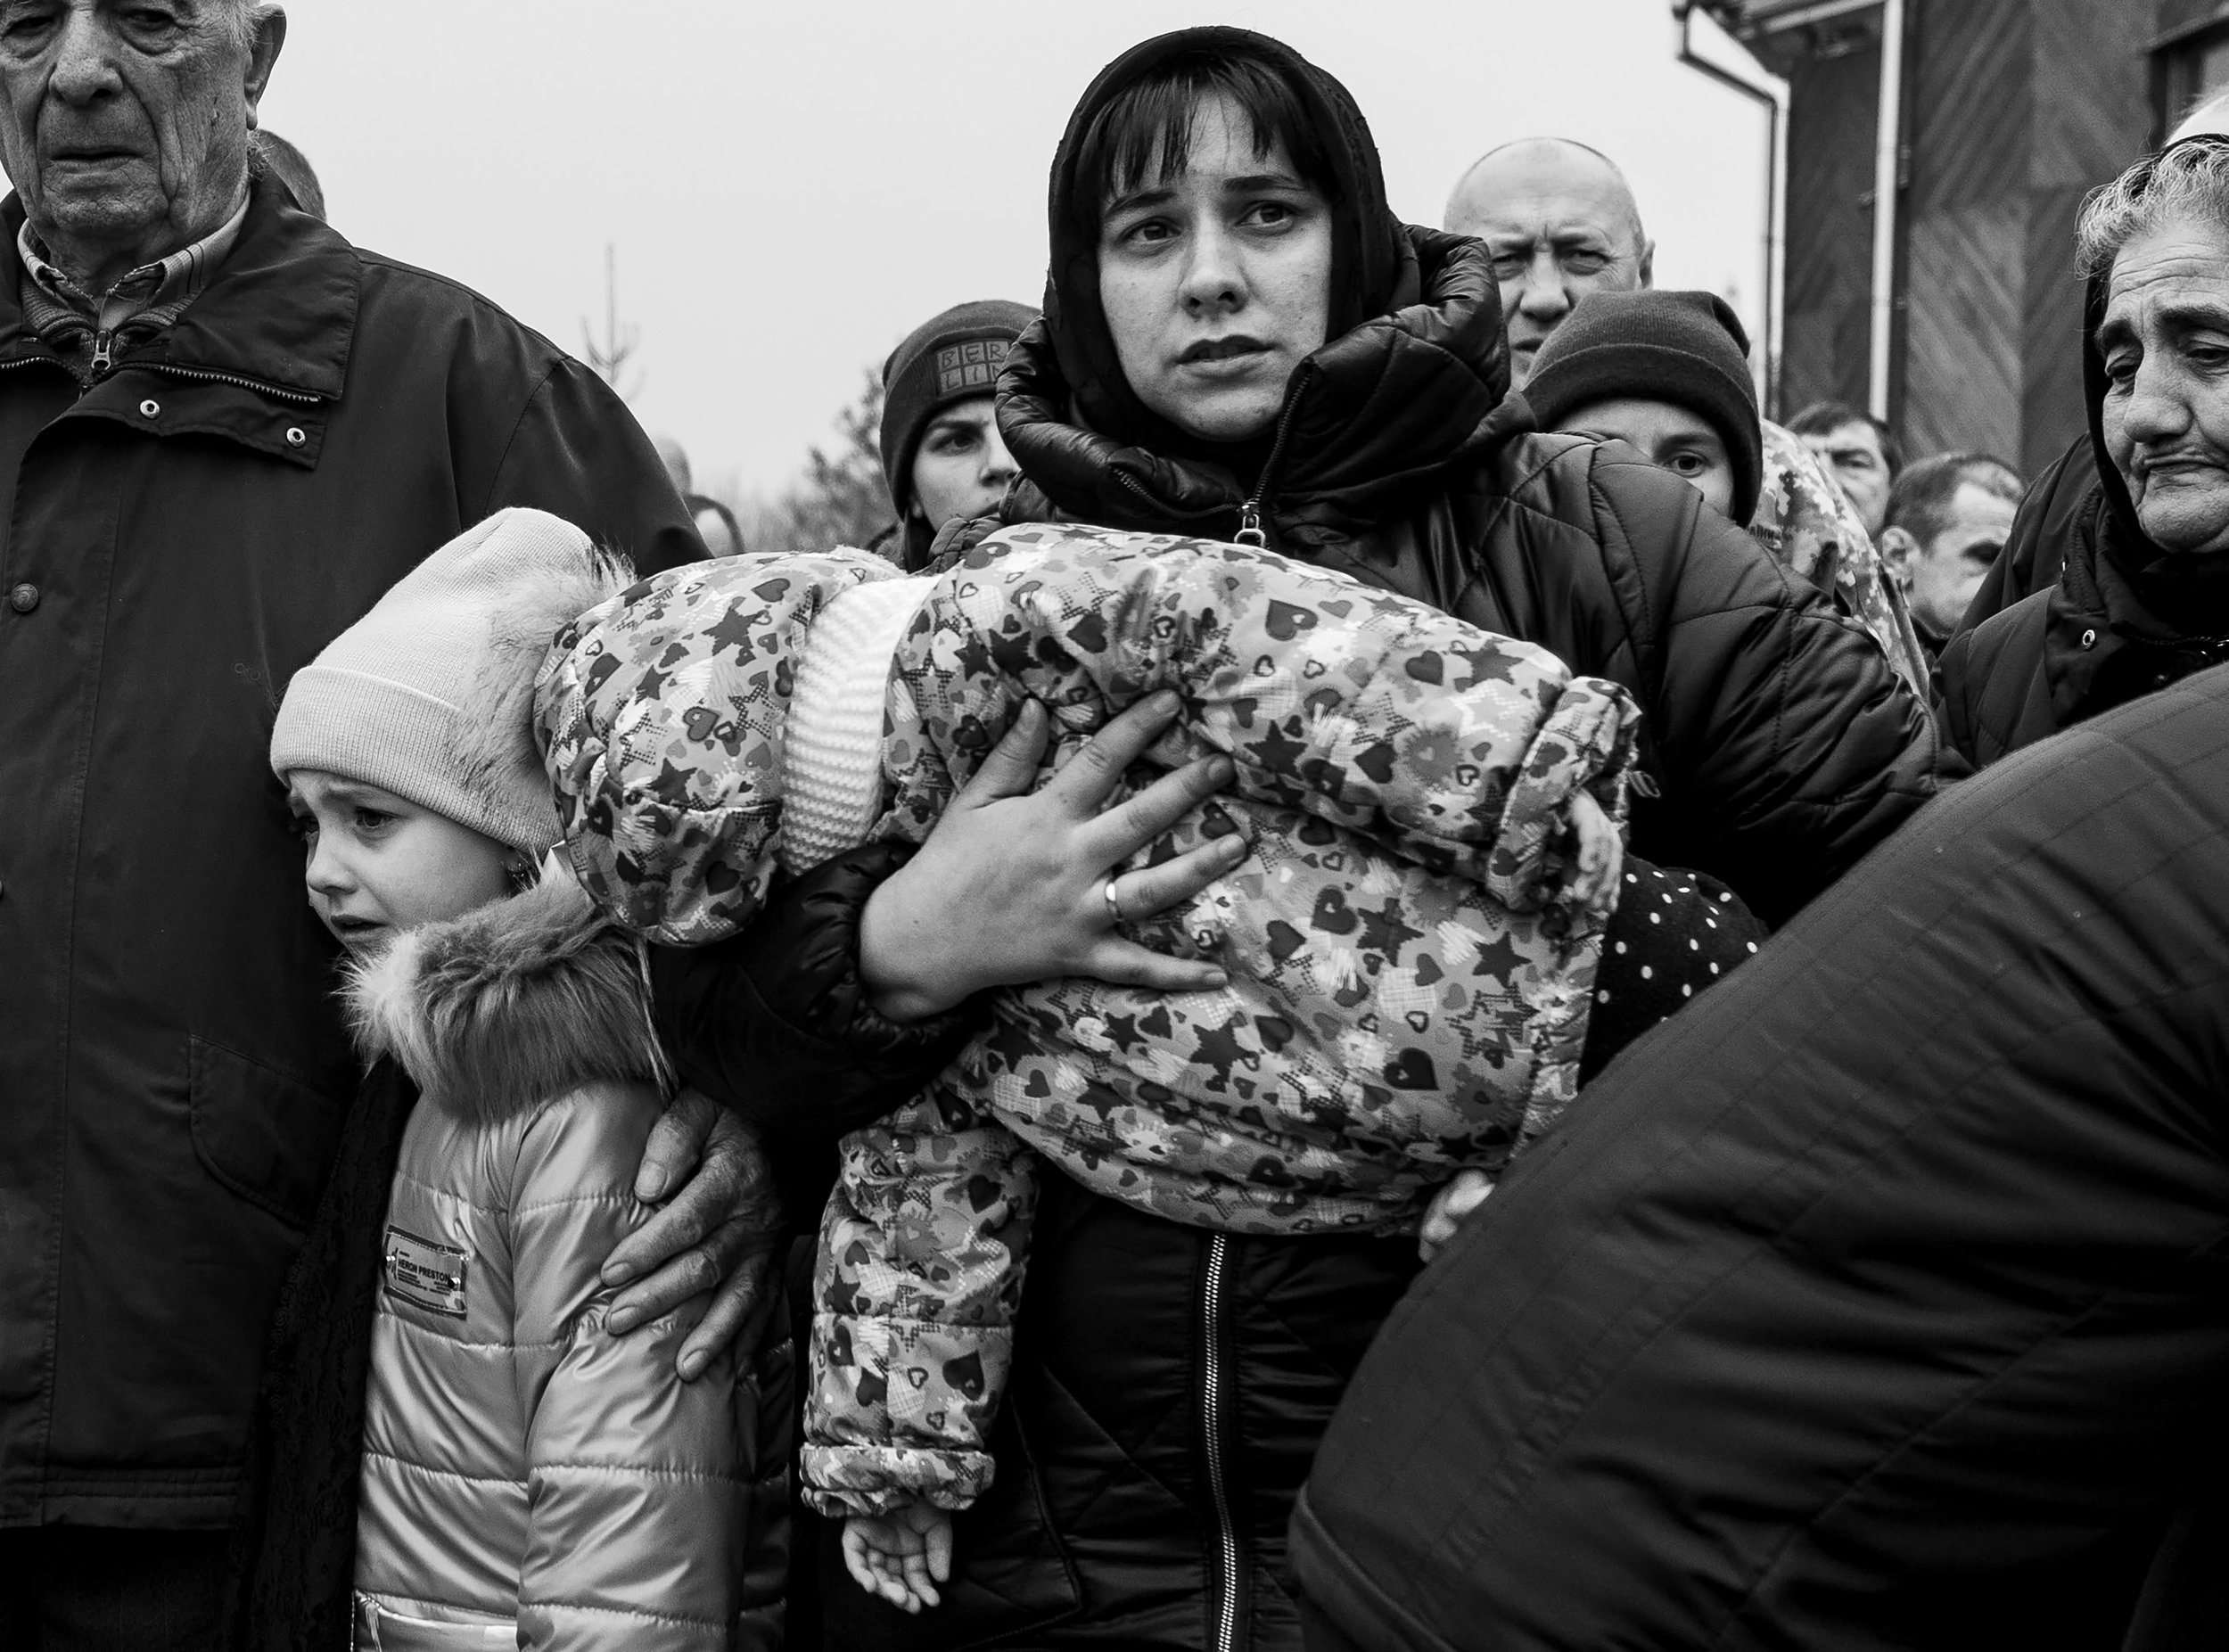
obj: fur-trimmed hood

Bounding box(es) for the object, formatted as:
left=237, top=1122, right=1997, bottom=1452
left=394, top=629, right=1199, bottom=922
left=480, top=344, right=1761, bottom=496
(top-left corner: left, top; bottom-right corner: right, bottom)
left=346, top=869, right=670, bottom=1121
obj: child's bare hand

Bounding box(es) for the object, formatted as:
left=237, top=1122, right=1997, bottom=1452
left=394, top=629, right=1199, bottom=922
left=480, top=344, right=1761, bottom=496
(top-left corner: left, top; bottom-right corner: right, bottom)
left=1567, top=789, right=1624, bottom=916
left=1419, top=1169, right=1495, bottom=1262
left=843, top=1502, right=955, bottom=1614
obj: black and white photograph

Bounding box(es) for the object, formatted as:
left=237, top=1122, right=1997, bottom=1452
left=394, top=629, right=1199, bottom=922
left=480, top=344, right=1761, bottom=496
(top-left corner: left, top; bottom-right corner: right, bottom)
left=0, top=1, right=2225, bottom=1648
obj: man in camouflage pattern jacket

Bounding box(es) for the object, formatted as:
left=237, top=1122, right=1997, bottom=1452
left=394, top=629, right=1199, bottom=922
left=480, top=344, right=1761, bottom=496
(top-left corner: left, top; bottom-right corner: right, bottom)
left=1752, top=421, right=1934, bottom=699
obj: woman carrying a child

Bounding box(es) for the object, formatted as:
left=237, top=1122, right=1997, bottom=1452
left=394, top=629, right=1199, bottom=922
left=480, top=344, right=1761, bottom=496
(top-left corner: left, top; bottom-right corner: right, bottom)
left=618, top=25, right=1953, bottom=1651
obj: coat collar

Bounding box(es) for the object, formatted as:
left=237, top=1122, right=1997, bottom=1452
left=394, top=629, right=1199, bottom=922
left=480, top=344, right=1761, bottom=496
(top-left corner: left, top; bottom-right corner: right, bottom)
left=0, top=172, right=358, bottom=401
left=347, top=871, right=669, bottom=1122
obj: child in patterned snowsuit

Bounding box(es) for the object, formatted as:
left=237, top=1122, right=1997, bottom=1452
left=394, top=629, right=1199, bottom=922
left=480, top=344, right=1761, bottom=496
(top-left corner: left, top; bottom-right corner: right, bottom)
left=534, top=522, right=1682, bottom=1614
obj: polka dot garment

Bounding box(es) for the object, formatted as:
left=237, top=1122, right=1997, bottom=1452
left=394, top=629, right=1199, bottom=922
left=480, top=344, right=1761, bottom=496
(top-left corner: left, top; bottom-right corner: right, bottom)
left=1577, top=859, right=1766, bottom=1083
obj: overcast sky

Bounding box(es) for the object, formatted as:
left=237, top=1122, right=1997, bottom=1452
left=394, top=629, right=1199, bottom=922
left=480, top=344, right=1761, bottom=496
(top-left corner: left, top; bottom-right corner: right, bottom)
left=251, top=0, right=1770, bottom=501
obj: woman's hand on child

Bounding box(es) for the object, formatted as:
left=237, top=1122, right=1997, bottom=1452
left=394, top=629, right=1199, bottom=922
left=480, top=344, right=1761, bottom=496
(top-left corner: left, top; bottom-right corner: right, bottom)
left=600, top=1089, right=785, bottom=1378
left=843, top=1502, right=955, bottom=1614
left=859, top=691, right=1247, bottom=1023
left=1418, top=1169, right=1496, bottom=1262
left=1567, top=789, right=1624, bottom=916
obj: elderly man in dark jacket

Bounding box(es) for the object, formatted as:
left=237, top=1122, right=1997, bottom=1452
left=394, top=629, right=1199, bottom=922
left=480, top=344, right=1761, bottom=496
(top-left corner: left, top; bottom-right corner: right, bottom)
left=1292, top=659, right=2229, bottom=1651
left=0, top=4, right=749, bottom=1640
left=1942, top=136, right=2229, bottom=762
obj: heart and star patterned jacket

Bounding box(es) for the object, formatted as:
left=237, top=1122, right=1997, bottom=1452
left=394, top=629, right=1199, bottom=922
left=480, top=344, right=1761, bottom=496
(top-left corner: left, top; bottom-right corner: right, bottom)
left=535, top=522, right=1641, bottom=1520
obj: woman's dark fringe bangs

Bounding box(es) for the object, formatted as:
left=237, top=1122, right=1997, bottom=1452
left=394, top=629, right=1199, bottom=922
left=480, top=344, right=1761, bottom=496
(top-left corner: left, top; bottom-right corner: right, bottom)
left=1073, top=49, right=1337, bottom=235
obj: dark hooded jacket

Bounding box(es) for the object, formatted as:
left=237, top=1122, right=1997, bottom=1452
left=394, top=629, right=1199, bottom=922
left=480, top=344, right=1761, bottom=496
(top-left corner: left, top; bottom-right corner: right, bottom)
left=1289, top=658, right=2229, bottom=1652
left=999, top=29, right=1949, bottom=933
left=1940, top=252, right=2229, bottom=762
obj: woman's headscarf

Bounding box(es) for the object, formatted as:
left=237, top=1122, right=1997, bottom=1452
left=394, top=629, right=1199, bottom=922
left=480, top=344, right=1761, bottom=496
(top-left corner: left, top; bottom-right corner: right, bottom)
left=1039, top=27, right=1410, bottom=467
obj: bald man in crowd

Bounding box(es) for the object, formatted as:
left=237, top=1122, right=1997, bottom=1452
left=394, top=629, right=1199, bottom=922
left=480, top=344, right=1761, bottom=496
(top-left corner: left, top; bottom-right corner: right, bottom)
left=1445, top=137, right=1652, bottom=390
left=1445, top=137, right=1930, bottom=693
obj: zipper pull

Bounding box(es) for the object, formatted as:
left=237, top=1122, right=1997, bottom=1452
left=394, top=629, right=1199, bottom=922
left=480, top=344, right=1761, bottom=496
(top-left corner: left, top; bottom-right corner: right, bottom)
left=1234, top=499, right=1267, bottom=549
left=88, top=329, right=113, bottom=377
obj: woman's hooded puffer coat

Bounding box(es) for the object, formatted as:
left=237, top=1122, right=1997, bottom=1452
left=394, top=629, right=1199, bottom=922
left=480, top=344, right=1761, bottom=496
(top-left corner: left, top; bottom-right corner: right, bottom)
left=345, top=872, right=789, bottom=1651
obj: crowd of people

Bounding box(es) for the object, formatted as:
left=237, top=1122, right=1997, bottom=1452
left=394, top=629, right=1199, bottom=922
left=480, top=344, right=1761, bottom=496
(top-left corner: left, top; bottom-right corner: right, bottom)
left=1, top=5, right=2225, bottom=1652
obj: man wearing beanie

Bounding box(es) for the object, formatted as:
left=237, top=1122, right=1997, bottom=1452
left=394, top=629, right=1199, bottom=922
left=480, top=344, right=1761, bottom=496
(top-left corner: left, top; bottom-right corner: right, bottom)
left=1525, top=288, right=1766, bottom=523
left=1525, top=288, right=1930, bottom=696
left=1446, top=141, right=1931, bottom=696
left=876, top=298, right=1035, bottom=568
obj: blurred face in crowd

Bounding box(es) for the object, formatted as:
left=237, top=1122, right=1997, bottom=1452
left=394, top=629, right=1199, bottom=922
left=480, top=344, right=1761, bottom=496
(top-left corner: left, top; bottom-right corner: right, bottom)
left=1098, top=90, right=1334, bottom=443
left=1444, top=139, right=1654, bottom=389
left=2098, top=216, right=2229, bottom=559
left=1558, top=397, right=1736, bottom=520
left=1882, top=482, right=2018, bottom=637
left=909, top=395, right=1016, bottom=530
left=0, top=0, right=284, bottom=291
left=288, top=770, right=514, bottom=960
left=1798, top=419, right=1893, bottom=538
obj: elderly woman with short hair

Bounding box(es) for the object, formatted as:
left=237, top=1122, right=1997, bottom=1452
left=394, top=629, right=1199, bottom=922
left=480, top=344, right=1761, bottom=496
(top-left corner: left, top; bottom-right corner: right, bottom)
left=1944, top=135, right=2229, bottom=761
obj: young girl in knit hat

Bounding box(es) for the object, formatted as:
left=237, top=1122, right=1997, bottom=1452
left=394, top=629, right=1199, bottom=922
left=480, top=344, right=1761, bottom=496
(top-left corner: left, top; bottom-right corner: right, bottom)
left=533, top=520, right=1764, bottom=1623
left=267, top=507, right=786, bottom=1650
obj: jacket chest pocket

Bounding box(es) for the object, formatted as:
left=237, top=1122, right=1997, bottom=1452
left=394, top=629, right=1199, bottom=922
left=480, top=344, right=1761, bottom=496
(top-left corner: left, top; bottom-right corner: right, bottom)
left=188, top=1034, right=349, bottom=1229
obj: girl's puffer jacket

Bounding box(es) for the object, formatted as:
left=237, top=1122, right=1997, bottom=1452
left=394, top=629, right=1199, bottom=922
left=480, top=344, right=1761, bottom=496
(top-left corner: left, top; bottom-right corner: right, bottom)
left=345, top=873, right=787, bottom=1651
left=534, top=522, right=1641, bottom=1521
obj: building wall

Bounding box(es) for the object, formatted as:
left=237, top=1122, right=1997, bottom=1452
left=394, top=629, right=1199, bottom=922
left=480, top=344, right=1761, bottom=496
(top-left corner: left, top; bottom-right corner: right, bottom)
left=1767, top=0, right=2152, bottom=476
left=1898, top=0, right=2146, bottom=474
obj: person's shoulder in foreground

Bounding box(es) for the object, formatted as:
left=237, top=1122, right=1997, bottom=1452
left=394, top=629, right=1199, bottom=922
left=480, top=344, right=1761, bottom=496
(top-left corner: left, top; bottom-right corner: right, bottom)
left=1292, top=660, right=2229, bottom=1651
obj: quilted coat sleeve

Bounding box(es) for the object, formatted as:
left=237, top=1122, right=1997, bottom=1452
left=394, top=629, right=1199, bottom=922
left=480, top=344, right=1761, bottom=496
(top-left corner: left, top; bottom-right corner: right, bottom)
left=801, top=1082, right=1040, bottom=1519
left=1588, top=454, right=1961, bottom=926
left=896, top=526, right=1640, bottom=912
left=507, top=1083, right=764, bottom=1652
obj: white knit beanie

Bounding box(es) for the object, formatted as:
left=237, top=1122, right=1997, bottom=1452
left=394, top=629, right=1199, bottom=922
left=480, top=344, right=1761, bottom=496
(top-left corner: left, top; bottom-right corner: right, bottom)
left=270, top=507, right=629, bottom=855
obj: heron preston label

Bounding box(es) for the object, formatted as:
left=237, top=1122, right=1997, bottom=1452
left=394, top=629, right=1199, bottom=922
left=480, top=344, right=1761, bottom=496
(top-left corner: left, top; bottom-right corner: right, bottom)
left=383, top=1226, right=469, bottom=1318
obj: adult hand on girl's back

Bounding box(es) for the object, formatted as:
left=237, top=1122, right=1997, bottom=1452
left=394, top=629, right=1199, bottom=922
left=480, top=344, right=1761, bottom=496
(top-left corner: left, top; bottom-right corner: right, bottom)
left=600, top=1088, right=785, bottom=1379
left=859, top=690, right=1247, bottom=1023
